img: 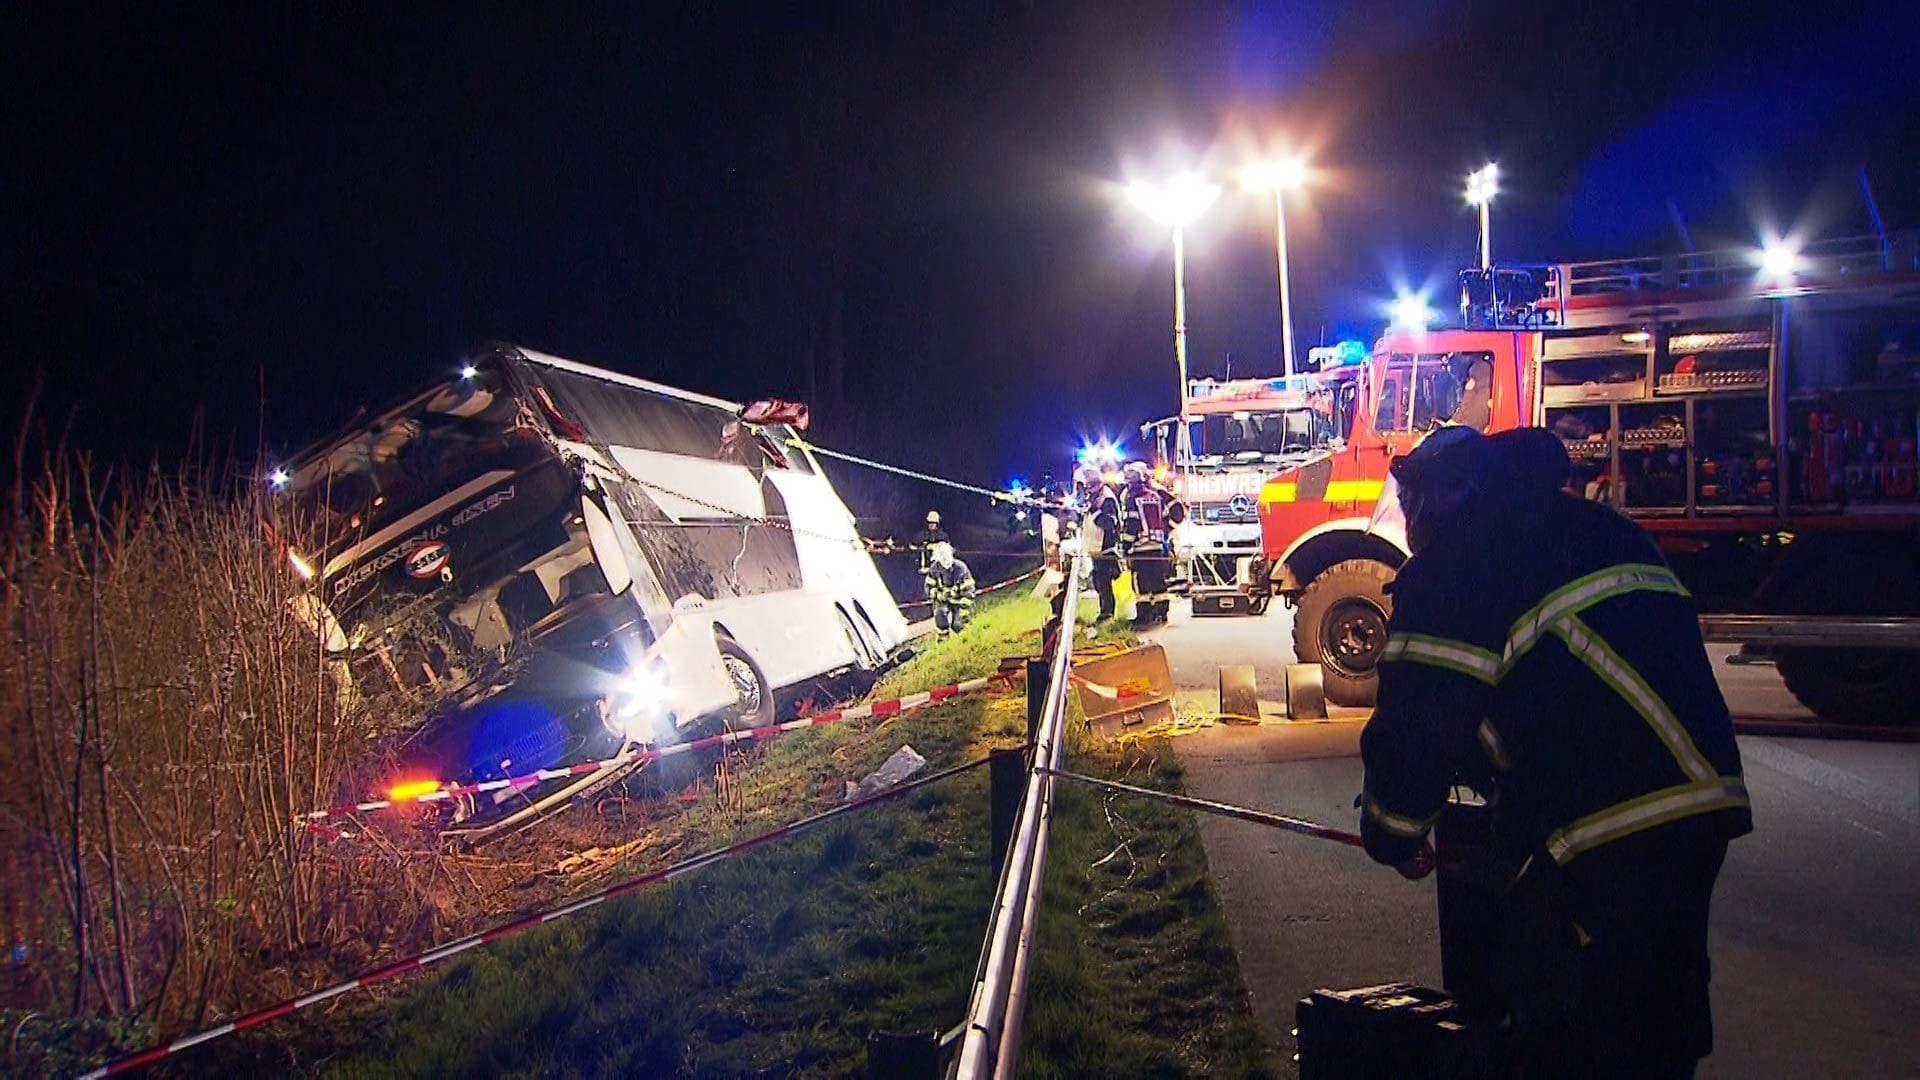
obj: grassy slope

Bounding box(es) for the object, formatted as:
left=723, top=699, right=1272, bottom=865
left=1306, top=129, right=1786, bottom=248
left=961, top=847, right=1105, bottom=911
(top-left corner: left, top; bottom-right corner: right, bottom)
left=225, top=591, right=1267, bottom=1078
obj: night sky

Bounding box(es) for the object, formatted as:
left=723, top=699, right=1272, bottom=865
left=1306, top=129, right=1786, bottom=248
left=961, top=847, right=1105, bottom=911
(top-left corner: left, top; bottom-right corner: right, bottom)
left=8, top=2, right=1920, bottom=490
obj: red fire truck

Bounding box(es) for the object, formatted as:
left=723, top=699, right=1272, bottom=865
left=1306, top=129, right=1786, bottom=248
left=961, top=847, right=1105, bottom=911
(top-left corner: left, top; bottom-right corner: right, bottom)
left=1257, top=234, right=1920, bottom=722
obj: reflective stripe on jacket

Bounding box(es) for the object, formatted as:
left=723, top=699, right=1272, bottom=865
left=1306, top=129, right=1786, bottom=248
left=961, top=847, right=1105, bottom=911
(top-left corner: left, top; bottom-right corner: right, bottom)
left=927, top=561, right=976, bottom=609
left=1359, top=494, right=1751, bottom=869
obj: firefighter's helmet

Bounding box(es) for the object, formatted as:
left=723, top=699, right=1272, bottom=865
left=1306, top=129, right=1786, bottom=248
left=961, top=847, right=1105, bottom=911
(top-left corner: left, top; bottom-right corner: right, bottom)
left=1121, top=461, right=1151, bottom=487
left=926, top=510, right=942, bottom=526
left=1388, top=424, right=1484, bottom=489
left=1381, top=425, right=1570, bottom=553
left=1073, top=464, right=1103, bottom=489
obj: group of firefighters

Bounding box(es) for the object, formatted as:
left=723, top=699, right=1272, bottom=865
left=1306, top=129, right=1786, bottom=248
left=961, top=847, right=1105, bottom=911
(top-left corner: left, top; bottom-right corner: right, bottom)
left=1074, top=459, right=1186, bottom=627
left=915, top=459, right=1186, bottom=633
left=909, top=425, right=1748, bottom=1076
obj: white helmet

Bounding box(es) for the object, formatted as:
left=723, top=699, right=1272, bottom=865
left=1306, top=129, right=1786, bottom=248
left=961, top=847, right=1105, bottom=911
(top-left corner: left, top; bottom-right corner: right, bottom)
left=926, top=510, right=942, bottom=526
left=931, top=541, right=955, bottom=569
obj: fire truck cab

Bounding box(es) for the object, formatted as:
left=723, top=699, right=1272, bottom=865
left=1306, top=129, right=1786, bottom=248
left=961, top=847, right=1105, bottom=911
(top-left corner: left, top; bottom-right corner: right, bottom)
left=1259, top=234, right=1920, bottom=722
left=1144, top=369, right=1355, bottom=608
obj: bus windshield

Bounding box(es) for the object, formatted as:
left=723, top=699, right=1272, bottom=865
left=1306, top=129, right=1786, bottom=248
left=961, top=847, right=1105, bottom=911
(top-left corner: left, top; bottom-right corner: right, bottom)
left=284, top=371, right=548, bottom=547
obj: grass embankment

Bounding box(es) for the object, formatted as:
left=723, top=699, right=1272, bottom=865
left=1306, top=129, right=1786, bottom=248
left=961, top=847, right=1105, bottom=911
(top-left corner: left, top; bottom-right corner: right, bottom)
left=217, top=591, right=1269, bottom=1078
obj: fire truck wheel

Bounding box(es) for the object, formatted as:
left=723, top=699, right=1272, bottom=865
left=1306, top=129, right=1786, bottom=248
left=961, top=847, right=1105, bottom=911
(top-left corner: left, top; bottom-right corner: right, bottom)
left=1293, top=558, right=1395, bottom=707
left=1767, top=540, right=1920, bottom=726
left=1775, top=648, right=1920, bottom=726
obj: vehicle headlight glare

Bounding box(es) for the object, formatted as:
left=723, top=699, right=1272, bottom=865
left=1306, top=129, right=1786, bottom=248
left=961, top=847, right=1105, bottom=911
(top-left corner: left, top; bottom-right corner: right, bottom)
left=605, top=665, right=670, bottom=741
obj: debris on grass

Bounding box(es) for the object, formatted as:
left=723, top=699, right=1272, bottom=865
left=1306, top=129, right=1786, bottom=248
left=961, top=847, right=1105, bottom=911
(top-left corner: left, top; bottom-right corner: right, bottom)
left=844, top=744, right=928, bottom=801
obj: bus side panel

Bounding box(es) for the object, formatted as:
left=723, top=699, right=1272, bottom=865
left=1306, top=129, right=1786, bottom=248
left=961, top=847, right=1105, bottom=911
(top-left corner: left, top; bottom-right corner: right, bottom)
left=605, top=445, right=900, bottom=690
left=769, top=470, right=912, bottom=652
left=600, top=446, right=843, bottom=687
left=668, top=592, right=854, bottom=689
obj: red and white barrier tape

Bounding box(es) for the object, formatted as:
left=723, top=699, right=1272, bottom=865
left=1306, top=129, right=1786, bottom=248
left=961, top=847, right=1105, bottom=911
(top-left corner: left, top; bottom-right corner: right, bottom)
left=86, top=755, right=991, bottom=1079
left=979, top=566, right=1044, bottom=596
left=300, top=674, right=1004, bottom=824
left=1068, top=674, right=1147, bottom=701
left=899, top=566, right=1043, bottom=611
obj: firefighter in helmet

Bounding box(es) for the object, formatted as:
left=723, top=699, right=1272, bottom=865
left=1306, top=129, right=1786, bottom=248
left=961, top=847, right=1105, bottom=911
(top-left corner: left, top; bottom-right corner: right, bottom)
left=1358, top=425, right=1750, bottom=1077
left=1073, top=464, right=1122, bottom=621
left=1118, top=461, right=1180, bottom=626
left=917, top=510, right=950, bottom=603
left=925, top=541, right=975, bottom=634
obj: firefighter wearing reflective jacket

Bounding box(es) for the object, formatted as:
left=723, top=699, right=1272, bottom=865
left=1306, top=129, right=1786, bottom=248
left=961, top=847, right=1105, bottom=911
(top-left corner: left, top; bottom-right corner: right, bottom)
left=1119, top=462, right=1178, bottom=626
left=1076, top=464, right=1123, bottom=621
left=926, top=542, right=975, bottom=634
left=917, top=510, right=950, bottom=602
left=1358, top=425, right=1751, bottom=1078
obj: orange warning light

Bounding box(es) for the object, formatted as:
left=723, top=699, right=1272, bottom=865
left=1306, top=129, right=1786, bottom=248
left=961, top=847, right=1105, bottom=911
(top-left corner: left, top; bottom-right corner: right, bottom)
left=389, top=779, right=442, bottom=802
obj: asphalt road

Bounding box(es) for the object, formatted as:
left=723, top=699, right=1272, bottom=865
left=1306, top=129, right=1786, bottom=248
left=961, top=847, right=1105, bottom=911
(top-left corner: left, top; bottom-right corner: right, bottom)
left=1145, top=601, right=1919, bottom=1078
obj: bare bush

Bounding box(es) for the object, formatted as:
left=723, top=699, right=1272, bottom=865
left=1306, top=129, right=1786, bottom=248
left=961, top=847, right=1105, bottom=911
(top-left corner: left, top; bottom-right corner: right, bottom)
left=0, top=445, right=412, bottom=1036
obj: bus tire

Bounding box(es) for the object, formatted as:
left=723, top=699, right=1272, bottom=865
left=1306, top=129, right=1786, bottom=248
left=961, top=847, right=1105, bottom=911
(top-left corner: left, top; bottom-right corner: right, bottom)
left=1775, top=648, right=1920, bottom=726
left=1292, top=558, right=1395, bottom=708
left=715, top=635, right=777, bottom=733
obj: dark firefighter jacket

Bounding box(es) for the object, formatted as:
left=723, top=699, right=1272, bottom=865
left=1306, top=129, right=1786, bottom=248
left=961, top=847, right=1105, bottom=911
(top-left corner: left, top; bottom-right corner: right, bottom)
left=915, top=526, right=951, bottom=574
left=1090, top=489, right=1122, bottom=557
left=926, top=559, right=976, bottom=611
left=1119, top=483, right=1180, bottom=552
left=1359, top=492, right=1753, bottom=870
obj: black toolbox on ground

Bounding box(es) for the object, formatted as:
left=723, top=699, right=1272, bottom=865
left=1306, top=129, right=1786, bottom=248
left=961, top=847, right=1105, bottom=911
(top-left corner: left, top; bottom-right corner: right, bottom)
left=1294, top=982, right=1488, bottom=1079
left=1296, top=801, right=1509, bottom=1077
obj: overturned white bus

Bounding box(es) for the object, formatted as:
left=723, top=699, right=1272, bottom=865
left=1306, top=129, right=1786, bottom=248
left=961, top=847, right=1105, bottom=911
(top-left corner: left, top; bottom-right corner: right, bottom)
left=273, top=344, right=909, bottom=840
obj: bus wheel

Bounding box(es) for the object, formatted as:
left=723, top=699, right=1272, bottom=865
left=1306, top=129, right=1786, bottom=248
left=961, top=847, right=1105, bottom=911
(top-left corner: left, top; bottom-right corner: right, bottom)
left=1292, top=558, right=1394, bottom=707
left=1776, top=648, right=1920, bottom=726
left=717, top=636, right=776, bottom=732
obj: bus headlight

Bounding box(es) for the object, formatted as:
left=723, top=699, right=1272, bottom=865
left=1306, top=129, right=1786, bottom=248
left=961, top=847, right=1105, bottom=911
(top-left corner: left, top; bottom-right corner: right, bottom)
left=604, top=664, right=671, bottom=741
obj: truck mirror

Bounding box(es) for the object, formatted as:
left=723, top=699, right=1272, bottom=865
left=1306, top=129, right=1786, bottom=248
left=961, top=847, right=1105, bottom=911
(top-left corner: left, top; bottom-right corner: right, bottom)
left=581, top=496, right=634, bottom=596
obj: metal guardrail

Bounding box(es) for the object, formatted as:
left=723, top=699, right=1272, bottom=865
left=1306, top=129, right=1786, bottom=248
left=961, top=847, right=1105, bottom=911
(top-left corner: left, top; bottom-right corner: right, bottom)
left=1698, top=613, right=1920, bottom=649
left=953, top=553, right=1085, bottom=1078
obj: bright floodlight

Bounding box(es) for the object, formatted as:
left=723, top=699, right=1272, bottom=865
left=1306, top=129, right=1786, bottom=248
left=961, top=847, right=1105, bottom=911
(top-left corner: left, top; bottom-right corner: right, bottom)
left=1241, top=157, right=1308, bottom=193
left=1392, top=292, right=1436, bottom=330
left=1465, top=163, right=1499, bottom=206
left=459, top=364, right=479, bottom=380
left=268, top=467, right=291, bottom=489
left=1757, top=240, right=1801, bottom=278
left=1127, top=174, right=1220, bottom=228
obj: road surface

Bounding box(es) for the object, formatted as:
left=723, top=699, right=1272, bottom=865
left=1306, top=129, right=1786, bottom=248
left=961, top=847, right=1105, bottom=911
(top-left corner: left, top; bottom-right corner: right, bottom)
left=1143, top=600, right=1814, bottom=720
left=1146, top=601, right=1919, bottom=1078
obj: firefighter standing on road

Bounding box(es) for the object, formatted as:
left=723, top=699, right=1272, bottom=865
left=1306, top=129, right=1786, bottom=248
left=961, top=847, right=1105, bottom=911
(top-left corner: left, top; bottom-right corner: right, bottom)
left=917, top=510, right=950, bottom=603
left=1075, top=465, right=1122, bottom=621
left=1119, top=461, right=1180, bottom=627
left=1358, top=425, right=1751, bottom=1078
left=925, top=541, right=975, bottom=634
